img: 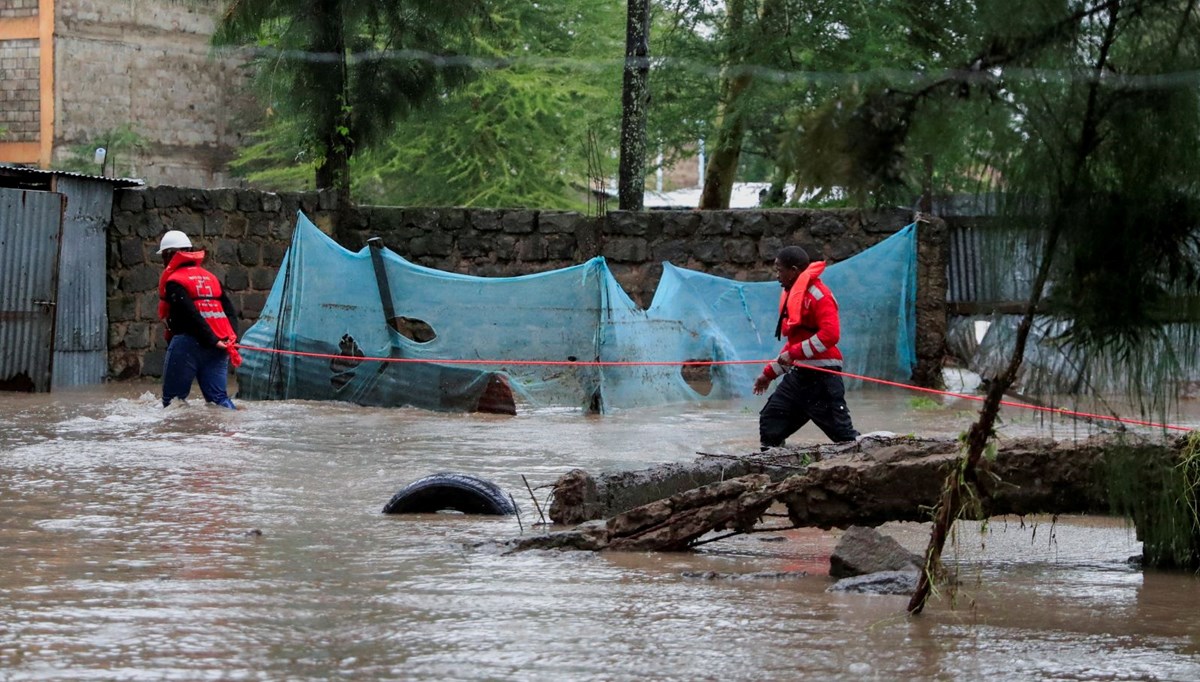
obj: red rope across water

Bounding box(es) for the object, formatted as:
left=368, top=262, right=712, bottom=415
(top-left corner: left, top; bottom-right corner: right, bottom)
left=233, top=343, right=1195, bottom=432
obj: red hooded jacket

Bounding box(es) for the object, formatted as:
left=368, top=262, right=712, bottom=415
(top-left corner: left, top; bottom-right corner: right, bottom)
left=761, top=261, right=844, bottom=381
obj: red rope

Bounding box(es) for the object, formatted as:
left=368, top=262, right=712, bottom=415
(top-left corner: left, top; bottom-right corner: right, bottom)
left=794, top=364, right=1193, bottom=432
left=235, top=343, right=764, bottom=367
left=233, top=343, right=1194, bottom=432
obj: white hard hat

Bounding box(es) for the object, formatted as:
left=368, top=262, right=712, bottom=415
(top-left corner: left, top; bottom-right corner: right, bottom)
left=156, top=230, right=193, bottom=254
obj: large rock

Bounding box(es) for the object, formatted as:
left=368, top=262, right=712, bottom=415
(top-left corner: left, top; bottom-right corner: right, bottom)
left=829, top=526, right=922, bottom=578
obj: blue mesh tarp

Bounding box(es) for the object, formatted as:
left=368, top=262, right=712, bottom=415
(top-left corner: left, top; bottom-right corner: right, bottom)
left=237, top=213, right=917, bottom=413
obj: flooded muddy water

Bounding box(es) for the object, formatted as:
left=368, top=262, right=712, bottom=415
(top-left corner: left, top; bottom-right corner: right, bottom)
left=2, top=381, right=1198, bottom=680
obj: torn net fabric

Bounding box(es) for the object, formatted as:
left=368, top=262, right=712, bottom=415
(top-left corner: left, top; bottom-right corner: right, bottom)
left=237, top=212, right=917, bottom=413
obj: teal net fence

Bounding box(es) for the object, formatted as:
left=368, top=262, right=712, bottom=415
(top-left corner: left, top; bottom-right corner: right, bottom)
left=237, top=213, right=917, bottom=413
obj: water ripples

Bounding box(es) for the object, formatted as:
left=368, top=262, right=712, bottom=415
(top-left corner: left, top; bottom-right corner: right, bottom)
left=2, top=383, right=1199, bottom=680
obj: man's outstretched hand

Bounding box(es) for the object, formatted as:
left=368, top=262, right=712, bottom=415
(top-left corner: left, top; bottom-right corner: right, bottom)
left=753, top=375, right=772, bottom=395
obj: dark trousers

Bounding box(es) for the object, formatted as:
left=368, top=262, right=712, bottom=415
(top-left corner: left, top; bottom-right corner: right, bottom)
left=759, top=366, right=858, bottom=447
left=162, top=334, right=236, bottom=409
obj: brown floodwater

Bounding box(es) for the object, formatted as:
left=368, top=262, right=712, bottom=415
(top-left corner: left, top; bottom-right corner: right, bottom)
left=1, top=381, right=1198, bottom=681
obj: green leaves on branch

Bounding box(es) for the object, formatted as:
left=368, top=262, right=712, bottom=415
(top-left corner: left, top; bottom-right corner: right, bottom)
left=354, top=66, right=619, bottom=208
left=216, top=0, right=623, bottom=207
left=214, top=0, right=489, bottom=197
left=353, top=0, right=624, bottom=208
left=61, top=123, right=147, bottom=177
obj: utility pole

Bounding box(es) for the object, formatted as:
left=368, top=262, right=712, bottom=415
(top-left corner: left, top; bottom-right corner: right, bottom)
left=618, top=0, right=650, bottom=211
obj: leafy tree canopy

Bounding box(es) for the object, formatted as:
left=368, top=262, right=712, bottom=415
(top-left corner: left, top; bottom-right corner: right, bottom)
left=352, top=0, right=625, bottom=209
left=214, top=0, right=491, bottom=195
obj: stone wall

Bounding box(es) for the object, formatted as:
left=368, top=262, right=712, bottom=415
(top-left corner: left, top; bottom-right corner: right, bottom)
left=108, top=186, right=947, bottom=385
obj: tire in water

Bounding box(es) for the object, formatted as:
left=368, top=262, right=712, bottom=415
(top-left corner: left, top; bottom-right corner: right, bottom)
left=382, top=472, right=517, bottom=515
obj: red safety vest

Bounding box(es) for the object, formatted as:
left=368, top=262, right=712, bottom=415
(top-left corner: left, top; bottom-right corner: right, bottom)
left=762, top=261, right=843, bottom=380
left=157, top=250, right=241, bottom=366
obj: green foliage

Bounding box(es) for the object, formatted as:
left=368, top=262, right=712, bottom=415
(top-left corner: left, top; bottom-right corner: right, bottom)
left=983, top=441, right=997, bottom=462
left=352, top=0, right=624, bottom=208
left=645, top=0, right=723, bottom=171
left=57, top=124, right=147, bottom=177
left=1105, top=434, right=1200, bottom=570
left=651, top=0, right=930, bottom=205
left=908, top=396, right=940, bottom=410
left=353, top=72, right=611, bottom=208
left=779, top=0, right=1200, bottom=415
left=219, top=0, right=622, bottom=207
left=214, top=0, right=489, bottom=194
left=756, top=0, right=1200, bottom=219
left=224, top=107, right=318, bottom=191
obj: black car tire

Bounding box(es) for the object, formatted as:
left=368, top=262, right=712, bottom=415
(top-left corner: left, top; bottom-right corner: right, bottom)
left=382, top=472, right=516, bottom=515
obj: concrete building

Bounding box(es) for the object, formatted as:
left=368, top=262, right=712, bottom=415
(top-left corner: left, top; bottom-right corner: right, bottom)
left=0, top=0, right=250, bottom=187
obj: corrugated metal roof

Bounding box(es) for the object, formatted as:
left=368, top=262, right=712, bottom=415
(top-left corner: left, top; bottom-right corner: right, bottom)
left=0, top=165, right=144, bottom=188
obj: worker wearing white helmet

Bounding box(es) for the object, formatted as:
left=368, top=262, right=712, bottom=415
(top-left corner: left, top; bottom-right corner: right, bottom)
left=155, top=229, right=193, bottom=254
left=155, top=230, right=241, bottom=409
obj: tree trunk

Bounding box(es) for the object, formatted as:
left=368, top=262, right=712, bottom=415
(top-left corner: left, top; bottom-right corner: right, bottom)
left=618, top=0, right=651, bottom=211
left=698, top=73, right=752, bottom=209
left=697, top=0, right=750, bottom=210
left=907, top=3, right=1123, bottom=615
left=516, top=434, right=1177, bottom=555
left=547, top=435, right=1133, bottom=529
left=313, top=0, right=352, bottom=206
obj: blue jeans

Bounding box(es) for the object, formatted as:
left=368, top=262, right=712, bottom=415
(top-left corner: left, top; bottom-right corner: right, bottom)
left=162, top=334, right=236, bottom=409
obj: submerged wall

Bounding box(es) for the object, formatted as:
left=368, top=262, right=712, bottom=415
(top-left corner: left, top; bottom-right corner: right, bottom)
left=107, top=187, right=946, bottom=385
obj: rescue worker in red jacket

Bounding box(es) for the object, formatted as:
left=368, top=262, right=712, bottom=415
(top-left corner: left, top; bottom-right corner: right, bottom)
left=753, top=245, right=859, bottom=446
left=156, top=230, right=241, bottom=409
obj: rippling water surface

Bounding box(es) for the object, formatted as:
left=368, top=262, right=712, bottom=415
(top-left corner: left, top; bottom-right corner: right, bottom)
left=2, top=382, right=1198, bottom=681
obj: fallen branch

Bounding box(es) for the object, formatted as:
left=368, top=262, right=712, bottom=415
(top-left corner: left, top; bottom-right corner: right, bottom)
left=514, top=433, right=1175, bottom=555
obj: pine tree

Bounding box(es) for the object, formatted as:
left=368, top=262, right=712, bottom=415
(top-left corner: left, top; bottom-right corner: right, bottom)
left=214, top=0, right=486, bottom=202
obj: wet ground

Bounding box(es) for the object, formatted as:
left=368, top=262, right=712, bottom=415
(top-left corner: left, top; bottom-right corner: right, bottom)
left=1, top=381, right=1198, bottom=680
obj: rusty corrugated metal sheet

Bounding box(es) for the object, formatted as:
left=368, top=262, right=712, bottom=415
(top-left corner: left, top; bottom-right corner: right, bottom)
left=947, top=224, right=982, bottom=303
left=947, top=223, right=1040, bottom=305
left=0, top=188, right=65, bottom=392
left=52, top=177, right=112, bottom=388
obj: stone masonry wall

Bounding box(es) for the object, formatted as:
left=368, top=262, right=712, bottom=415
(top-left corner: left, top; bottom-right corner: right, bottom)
left=108, top=186, right=947, bottom=386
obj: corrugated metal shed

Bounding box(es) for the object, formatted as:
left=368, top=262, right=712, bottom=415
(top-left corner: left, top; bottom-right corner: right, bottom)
left=0, top=188, right=65, bottom=392
left=946, top=222, right=1042, bottom=310
left=52, top=177, right=115, bottom=388
left=0, top=166, right=143, bottom=391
